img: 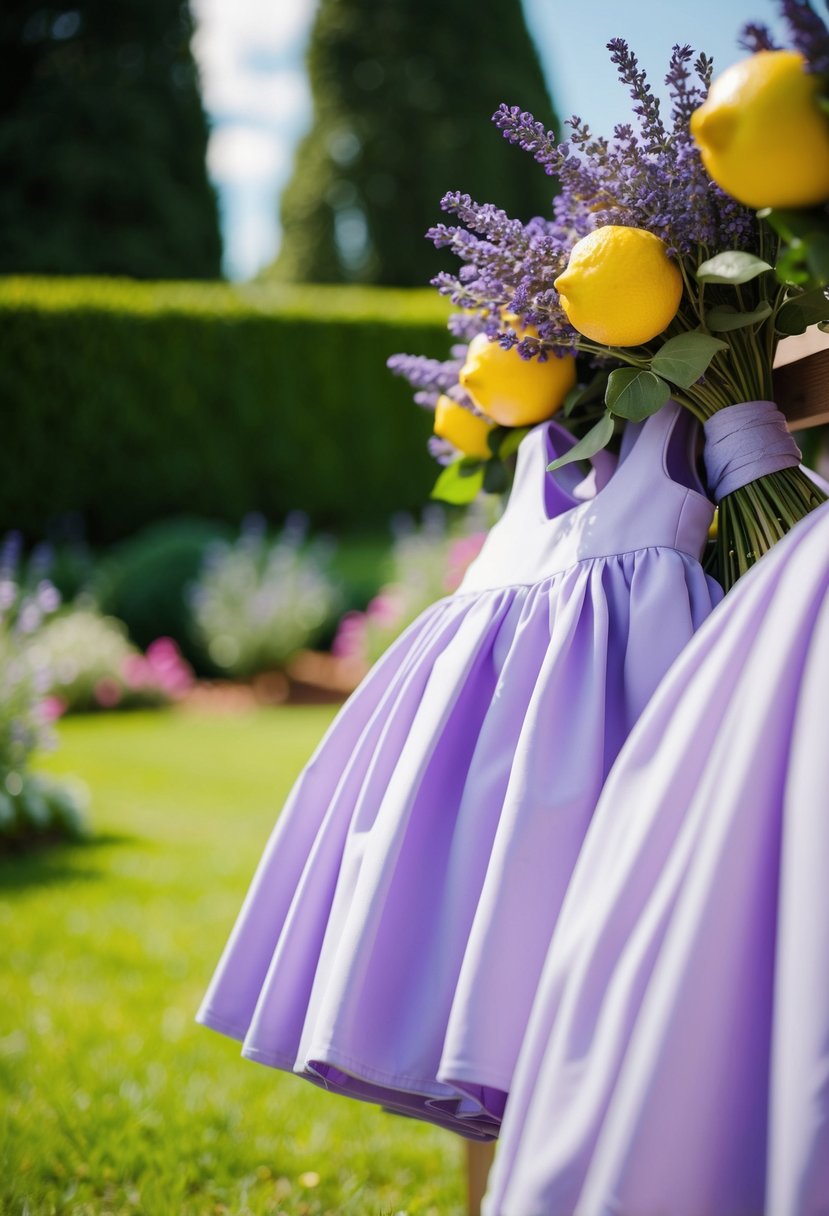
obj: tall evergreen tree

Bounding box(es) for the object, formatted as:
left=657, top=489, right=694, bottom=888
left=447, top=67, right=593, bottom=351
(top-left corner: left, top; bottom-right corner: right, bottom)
left=273, top=0, right=559, bottom=286
left=0, top=1, right=221, bottom=279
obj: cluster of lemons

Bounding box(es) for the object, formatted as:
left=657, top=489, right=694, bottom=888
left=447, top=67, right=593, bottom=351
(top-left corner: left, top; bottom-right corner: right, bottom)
left=436, top=48, right=829, bottom=462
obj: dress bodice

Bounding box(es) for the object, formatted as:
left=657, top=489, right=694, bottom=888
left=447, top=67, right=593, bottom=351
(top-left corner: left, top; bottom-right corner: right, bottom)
left=457, top=401, right=715, bottom=595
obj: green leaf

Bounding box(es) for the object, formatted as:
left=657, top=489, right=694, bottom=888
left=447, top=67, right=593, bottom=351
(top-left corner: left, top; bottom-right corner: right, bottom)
left=776, top=285, right=829, bottom=335
left=430, top=459, right=485, bottom=504
left=705, top=301, right=772, bottom=332
left=761, top=206, right=828, bottom=243
left=806, top=231, right=829, bottom=285
left=486, top=426, right=505, bottom=457
left=649, top=331, right=728, bottom=388
left=547, top=413, right=615, bottom=472
left=775, top=241, right=811, bottom=288
left=695, top=251, right=774, bottom=284
left=496, top=426, right=531, bottom=460
left=563, top=370, right=610, bottom=417
left=605, top=368, right=672, bottom=420
left=483, top=458, right=510, bottom=494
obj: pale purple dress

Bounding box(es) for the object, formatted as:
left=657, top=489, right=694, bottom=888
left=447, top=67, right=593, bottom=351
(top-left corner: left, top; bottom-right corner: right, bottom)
left=485, top=501, right=829, bottom=1215
left=197, top=401, right=720, bottom=1140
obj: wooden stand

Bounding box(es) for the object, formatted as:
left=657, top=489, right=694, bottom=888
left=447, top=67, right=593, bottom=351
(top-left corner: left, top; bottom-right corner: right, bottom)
left=774, top=331, right=829, bottom=430
left=466, top=1141, right=496, bottom=1216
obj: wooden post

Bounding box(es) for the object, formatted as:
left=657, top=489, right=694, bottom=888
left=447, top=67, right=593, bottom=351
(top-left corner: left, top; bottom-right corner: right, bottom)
left=774, top=330, right=829, bottom=430
left=466, top=1141, right=496, bottom=1216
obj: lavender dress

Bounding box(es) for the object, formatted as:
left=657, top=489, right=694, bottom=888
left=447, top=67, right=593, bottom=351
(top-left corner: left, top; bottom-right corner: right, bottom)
left=485, top=501, right=829, bottom=1215
left=197, top=401, right=720, bottom=1140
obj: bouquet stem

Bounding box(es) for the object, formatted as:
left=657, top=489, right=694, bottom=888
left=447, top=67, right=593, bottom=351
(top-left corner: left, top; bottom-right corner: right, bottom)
left=715, top=467, right=827, bottom=591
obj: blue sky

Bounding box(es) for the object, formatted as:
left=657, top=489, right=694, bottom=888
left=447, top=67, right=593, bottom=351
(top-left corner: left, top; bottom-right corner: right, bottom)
left=191, top=0, right=784, bottom=281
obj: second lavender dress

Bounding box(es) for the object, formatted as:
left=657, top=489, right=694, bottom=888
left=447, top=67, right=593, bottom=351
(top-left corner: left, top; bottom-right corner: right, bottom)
left=485, top=501, right=829, bottom=1215
left=197, top=401, right=720, bottom=1140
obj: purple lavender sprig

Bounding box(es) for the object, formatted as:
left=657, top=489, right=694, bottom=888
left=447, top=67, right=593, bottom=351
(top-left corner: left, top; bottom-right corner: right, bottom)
left=741, top=0, right=829, bottom=71
left=782, top=0, right=829, bottom=73
left=387, top=349, right=478, bottom=413
left=428, top=36, right=757, bottom=363
left=739, top=23, right=781, bottom=52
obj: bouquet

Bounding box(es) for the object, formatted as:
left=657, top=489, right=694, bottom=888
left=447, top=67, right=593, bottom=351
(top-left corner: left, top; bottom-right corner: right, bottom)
left=391, top=1, right=829, bottom=591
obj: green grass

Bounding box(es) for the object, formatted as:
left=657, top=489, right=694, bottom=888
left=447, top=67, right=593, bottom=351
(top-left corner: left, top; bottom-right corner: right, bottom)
left=0, top=709, right=464, bottom=1215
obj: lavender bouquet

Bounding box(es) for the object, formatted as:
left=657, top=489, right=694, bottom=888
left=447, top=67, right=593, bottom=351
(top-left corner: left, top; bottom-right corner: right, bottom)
left=394, top=12, right=829, bottom=590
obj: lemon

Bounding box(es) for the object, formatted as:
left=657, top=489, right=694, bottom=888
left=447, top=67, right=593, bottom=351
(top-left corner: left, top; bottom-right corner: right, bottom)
left=690, top=50, right=829, bottom=209
left=459, top=328, right=576, bottom=426
left=553, top=226, right=683, bottom=347
left=433, top=394, right=495, bottom=458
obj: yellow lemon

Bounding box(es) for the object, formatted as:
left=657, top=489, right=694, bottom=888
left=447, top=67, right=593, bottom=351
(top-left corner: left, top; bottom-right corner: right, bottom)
left=459, top=328, right=577, bottom=426
left=690, top=50, right=829, bottom=208
left=553, top=226, right=683, bottom=347
left=433, top=394, right=495, bottom=459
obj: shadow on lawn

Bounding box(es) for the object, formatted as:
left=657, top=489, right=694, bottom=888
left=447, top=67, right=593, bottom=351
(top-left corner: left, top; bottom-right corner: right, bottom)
left=0, top=832, right=134, bottom=892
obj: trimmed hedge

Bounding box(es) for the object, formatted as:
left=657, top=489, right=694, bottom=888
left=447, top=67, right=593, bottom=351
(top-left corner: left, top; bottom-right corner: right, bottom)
left=0, top=278, right=450, bottom=541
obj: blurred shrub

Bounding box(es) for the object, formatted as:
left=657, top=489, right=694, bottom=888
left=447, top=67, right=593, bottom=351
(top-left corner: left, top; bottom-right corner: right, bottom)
left=333, top=505, right=489, bottom=665
left=190, top=513, right=340, bottom=677
left=95, top=516, right=230, bottom=671
left=0, top=534, right=88, bottom=846
left=0, top=277, right=449, bottom=542
left=34, top=609, right=193, bottom=714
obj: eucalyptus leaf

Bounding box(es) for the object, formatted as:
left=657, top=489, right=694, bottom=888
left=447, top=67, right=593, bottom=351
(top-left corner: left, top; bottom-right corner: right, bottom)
left=430, top=459, right=485, bottom=505
left=547, top=413, right=615, bottom=472
left=483, top=458, right=510, bottom=494
left=775, top=242, right=811, bottom=289
left=497, top=426, right=531, bottom=460
left=705, top=301, right=772, bottom=332
left=761, top=206, right=828, bottom=242
left=806, top=232, right=829, bottom=286
left=486, top=427, right=504, bottom=457
left=563, top=370, right=610, bottom=417
left=776, top=286, right=829, bottom=335
left=605, top=368, right=672, bottom=419
left=696, top=251, right=774, bottom=285
left=650, top=331, right=728, bottom=388
left=562, top=385, right=582, bottom=418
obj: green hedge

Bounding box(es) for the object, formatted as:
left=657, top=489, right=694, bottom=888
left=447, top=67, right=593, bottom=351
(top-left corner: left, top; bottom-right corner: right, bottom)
left=0, top=277, right=450, bottom=541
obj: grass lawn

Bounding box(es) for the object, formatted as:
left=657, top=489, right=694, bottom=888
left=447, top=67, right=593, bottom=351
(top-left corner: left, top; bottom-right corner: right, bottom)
left=0, top=708, right=464, bottom=1216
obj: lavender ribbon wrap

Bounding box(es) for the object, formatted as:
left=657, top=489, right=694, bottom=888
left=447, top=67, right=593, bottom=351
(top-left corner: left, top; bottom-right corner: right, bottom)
left=702, top=400, right=802, bottom=503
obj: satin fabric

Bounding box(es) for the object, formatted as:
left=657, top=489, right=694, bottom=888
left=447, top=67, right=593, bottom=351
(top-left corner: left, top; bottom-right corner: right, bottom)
left=485, top=501, right=829, bottom=1214
left=197, top=402, right=720, bottom=1139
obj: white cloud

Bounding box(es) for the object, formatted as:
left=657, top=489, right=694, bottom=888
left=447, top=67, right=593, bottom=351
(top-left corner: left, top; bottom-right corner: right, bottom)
left=192, top=0, right=314, bottom=130
left=191, top=0, right=317, bottom=277
left=207, top=124, right=289, bottom=183
left=192, top=0, right=317, bottom=58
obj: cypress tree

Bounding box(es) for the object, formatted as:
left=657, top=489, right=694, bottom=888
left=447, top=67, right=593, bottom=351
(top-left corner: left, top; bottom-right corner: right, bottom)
left=273, top=0, right=559, bottom=286
left=0, top=0, right=221, bottom=279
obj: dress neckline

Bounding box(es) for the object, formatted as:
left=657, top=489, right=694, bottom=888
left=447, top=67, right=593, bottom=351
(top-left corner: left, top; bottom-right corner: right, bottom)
left=537, top=403, right=711, bottom=527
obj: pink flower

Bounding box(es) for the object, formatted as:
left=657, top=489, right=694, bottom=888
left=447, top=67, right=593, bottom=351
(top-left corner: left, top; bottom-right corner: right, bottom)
left=40, top=695, right=67, bottom=722
left=332, top=612, right=368, bottom=660
left=122, top=654, right=150, bottom=689
left=145, top=637, right=193, bottom=697
left=445, top=532, right=487, bottom=591
left=366, top=592, right=404, bottom=626
left=94, top=677, right=123, bottom=709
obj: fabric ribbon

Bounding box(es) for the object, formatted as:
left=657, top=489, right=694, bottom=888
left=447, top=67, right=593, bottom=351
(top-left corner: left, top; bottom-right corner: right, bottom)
left=702, top=400, right=801, bottom=503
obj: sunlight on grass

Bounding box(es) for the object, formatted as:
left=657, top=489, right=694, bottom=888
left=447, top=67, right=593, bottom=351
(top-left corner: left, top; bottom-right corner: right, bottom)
left=0, top=708, right=464, bottom=1215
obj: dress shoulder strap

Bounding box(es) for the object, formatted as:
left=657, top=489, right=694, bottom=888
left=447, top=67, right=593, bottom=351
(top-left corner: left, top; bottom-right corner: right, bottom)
left=614, top=400, right=707, bottom=499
